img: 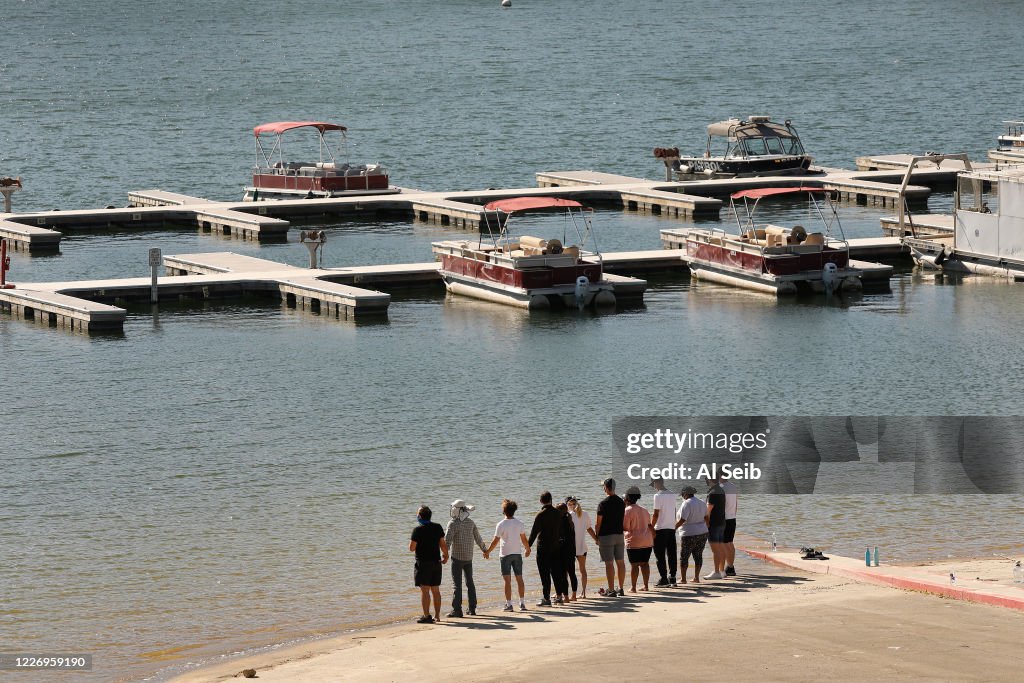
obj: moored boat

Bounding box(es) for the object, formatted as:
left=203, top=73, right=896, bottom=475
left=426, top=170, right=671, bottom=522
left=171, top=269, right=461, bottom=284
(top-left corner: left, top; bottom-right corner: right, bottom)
left=654, top=116, right=817, bottom=181
left=686, top=187, right=862, bottom=296
left=901, top=163, right=1024, bottom=278
left=242, top=121, right=399, bottom=201
left=431, top=197, right=617, bottom=310
left=988, top=120, right=1024, bottom=167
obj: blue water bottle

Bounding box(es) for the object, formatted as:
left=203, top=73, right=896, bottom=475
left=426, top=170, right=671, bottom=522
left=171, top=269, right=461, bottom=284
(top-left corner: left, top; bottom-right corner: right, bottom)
left=865, top=547, right=871, bottom=567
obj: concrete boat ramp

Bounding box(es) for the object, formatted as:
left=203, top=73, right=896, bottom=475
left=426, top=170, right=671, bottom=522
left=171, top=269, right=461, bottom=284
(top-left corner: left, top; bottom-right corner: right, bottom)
left=0, top=155, right=974, bottom=254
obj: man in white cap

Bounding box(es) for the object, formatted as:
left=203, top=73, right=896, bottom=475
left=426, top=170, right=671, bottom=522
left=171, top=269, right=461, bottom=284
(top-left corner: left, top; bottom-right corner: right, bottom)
left=444, top=499, right=488, bottom=617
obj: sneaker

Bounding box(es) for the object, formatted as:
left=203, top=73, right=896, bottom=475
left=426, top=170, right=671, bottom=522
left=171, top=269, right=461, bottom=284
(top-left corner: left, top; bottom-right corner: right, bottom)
left=655, top=578, right=670, bottom=587
left=416, top=615, right=433, bottom=624
left=536, top=598, right=552, bottom=607
left=446, top=610, right=463, bottom=618
left=553, top=597, right=564, bottom=605
left=703, top=571, right=724, bottom=580
left=503, top=604, right=514, bottom=612
left=725, top=566, right=736, bottom=577
left=467, top=609, right=477, bottom=616
left=519, top=602, right=527, bottom=611
left=669, top=576, right=677, bottom=586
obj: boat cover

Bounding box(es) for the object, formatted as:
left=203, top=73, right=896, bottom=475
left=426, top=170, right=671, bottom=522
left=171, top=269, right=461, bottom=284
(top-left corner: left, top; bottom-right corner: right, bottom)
left=707, top=119, right=797, bottom=139
left=484, top=197, right=584, bottom=212
left=254, top=121, right=348, bottom=135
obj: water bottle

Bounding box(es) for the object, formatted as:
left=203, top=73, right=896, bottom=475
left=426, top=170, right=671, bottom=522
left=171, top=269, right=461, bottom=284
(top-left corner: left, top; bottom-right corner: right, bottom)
left=865, top=547, right=871, bottom=567
left=1014, top=561, right=1023, bottom=583
left=771, top=532, right=777, bottom=552
left=873, top=546, right=879, bottom=567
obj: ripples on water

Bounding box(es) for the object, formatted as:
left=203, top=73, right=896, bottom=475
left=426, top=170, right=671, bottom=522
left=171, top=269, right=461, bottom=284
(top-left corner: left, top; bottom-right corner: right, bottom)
left=2, top=0, right=1024, bottom=681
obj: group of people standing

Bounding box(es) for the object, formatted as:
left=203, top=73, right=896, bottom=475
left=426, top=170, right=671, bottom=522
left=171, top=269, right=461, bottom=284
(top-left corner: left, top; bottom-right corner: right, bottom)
left=408, top=476, right=739, bottom=624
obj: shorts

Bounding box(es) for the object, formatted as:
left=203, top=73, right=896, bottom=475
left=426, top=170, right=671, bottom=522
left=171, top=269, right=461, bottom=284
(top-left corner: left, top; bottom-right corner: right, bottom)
left=724, top=519, right=737, bottom=543
left=626, top=546, right=653, bottom=564
left=500, top=554, right=524, bottom=576
left=598, top=533, right=625, bottom=562
left=708, top=524, right=726, bottom=544
left=414, top=560, right=442, bottom=587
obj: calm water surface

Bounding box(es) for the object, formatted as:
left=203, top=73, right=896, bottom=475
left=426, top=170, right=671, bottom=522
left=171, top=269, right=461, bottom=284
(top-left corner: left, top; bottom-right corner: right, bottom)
left=2, top=1, right=1023, bottom=680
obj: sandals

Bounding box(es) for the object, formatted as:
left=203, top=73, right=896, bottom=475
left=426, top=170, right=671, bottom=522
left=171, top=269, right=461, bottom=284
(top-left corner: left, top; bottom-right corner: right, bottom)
left=800, top=547, right=830, bottom=560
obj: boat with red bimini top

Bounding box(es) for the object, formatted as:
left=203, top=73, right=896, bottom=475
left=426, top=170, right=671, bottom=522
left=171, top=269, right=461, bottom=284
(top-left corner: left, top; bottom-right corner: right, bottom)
left=431, top=197, right=617, bottom=310
left=243, top=121, right=398, bottom=201
left=686, top=186, right=863, bottom=296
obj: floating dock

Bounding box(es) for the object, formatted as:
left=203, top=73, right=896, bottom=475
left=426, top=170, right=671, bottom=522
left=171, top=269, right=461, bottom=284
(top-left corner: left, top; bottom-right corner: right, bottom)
left=880, top=213, right=954, bottom=237
left=3, top=251, right=653, bottom=334
left=0, top=153, right=979, bottom=254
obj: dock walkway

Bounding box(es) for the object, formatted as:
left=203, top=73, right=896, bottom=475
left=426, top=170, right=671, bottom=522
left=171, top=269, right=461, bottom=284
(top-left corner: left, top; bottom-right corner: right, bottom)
left=5, top=249, right=657, bottom=334
left=0, top=154, right=974, bottom=254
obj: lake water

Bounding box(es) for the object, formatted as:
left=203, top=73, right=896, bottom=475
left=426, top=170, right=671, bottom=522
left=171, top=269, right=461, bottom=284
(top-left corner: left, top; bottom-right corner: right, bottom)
left=2, top=1, right=1023, bottom=680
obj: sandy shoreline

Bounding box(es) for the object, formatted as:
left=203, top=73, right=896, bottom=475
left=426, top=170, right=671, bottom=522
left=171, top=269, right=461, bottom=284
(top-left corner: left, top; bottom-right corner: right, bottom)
left=170, top=553, right=1024, bottom=682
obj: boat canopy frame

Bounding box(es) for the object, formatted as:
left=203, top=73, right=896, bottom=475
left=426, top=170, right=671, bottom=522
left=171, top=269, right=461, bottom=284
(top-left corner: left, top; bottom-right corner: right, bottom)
left=480, top=197, right=603, bottom=263
left=712, top=186, right=851, bottom=265
left=704, top=118, right=807, bottom=159
left=253, top=121, right=351, bottom=172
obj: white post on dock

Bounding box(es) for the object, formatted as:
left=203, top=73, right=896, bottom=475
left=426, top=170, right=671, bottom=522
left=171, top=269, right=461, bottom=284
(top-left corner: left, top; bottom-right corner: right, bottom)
left=148, top=247, right=162, bottom=303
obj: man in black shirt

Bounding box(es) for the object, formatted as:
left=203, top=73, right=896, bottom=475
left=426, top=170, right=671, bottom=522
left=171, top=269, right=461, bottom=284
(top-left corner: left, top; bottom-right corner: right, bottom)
left=410, top=505, right=449, bottom=623
left=528, top=491, right=568, bottom=606
left=705, top=478, right=727, bottom=580
left=594, top=477, right=626, bottom=596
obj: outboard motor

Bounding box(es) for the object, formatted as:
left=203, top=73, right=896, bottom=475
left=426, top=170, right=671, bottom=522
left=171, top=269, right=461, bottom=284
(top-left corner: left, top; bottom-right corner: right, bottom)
left=575, top=275, right=590, bottom=310
left=822, top=262, right=839, bottom=294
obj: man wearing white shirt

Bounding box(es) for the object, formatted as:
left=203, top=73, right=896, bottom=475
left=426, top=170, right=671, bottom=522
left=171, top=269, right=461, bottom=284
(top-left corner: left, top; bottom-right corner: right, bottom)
left=723, top=479, right=739, bottom=576
left=649, top=477, right=678, bottom=587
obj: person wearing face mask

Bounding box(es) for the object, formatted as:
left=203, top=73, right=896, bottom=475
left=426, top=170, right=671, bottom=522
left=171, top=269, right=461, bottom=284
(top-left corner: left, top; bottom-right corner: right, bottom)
left=410, top=505, right=448, bottom=624
left=444, top=499, right=489, bottom=617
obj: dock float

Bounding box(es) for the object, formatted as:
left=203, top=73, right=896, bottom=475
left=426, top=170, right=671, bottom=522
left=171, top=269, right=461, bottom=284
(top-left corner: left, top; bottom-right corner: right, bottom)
left=0, top=218, right=62, bottom=253
left=880, top=213, right=954, bottom=237
left=1, top=249, right=660, bottom=334
left=3, top=153, right=977, bottom=255
left=0, top=287, right=125, bottom=332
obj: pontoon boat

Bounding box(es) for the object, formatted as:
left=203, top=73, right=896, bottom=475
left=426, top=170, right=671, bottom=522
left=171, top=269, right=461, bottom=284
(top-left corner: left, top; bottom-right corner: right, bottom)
left=243, top=121, right=398, bottom=201
left=431, top=197, right=617, bottom=310
left=685, top=186, right=862, bottom=295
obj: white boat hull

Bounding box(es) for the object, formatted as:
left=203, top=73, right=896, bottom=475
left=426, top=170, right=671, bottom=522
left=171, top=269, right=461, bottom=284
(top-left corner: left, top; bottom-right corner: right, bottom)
left=690, top=262, right=862, bottom=296
left=442, top=274, right=616, bottom=310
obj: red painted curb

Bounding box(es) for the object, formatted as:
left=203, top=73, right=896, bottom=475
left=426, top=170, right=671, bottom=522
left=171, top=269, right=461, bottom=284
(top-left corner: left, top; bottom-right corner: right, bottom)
left=740, top=547, right=1024, bottom=612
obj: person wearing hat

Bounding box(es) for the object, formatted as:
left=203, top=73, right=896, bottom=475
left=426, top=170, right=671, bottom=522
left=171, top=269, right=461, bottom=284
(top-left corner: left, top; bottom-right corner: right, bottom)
left=623, top=485, right=654, bottom=592
left=649, top=476, right=678, bottom=587
left=674, top=486, right=709, bottom=584
left=444, top=499, right=488, bottom=617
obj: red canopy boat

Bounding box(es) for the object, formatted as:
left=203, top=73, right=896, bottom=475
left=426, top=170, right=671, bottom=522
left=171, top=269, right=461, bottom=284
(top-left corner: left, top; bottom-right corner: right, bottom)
left=431, top=196, right=616, bottom=310
left=243, top=121, right=396, bottom=201
left=685, top=186, right=862, bottom=295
